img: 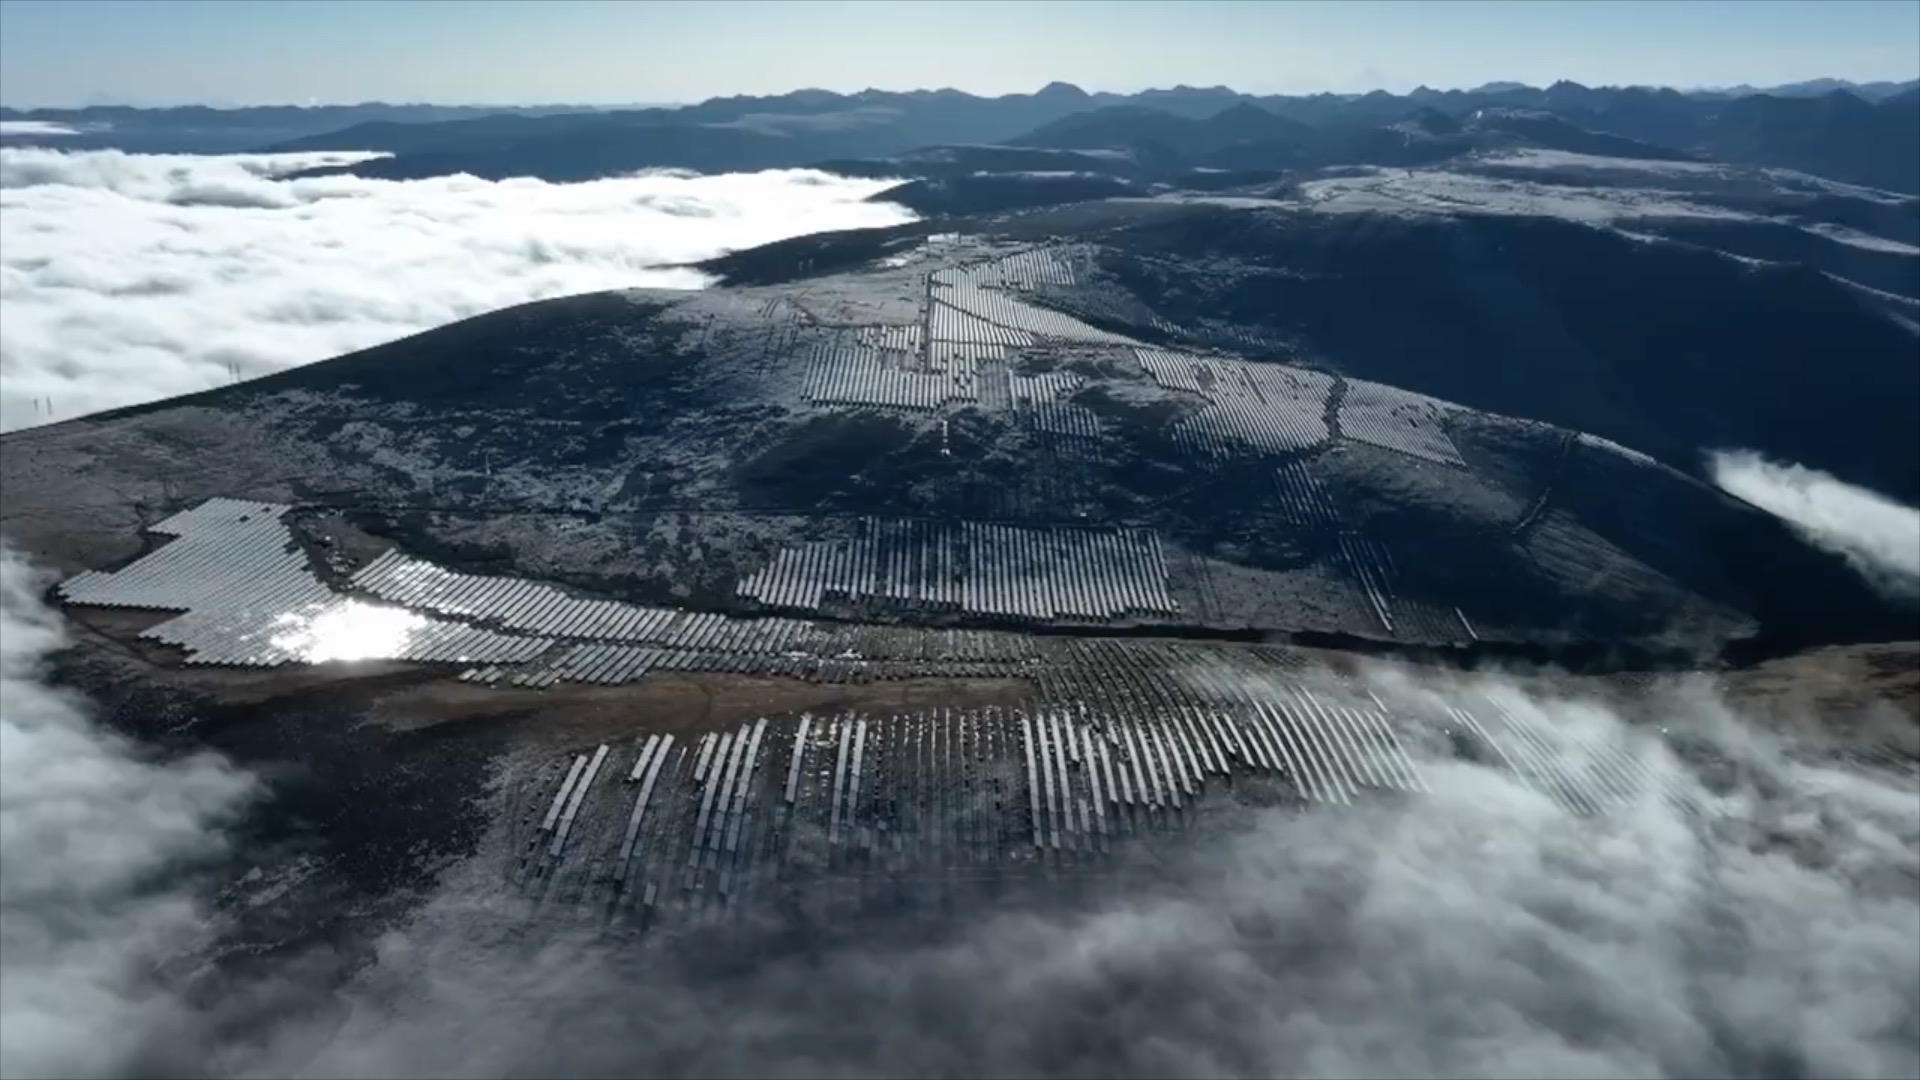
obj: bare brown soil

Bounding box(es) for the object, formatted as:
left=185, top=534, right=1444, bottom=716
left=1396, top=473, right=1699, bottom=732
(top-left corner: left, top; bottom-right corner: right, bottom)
left=59, top=595, right=1917, bottom=758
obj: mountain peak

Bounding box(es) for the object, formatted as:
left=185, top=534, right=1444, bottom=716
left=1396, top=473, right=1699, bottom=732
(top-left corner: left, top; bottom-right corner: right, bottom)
left=1034, top=81, right=1090, bottom=100
left=1209, top=100, right=1275, bottom=120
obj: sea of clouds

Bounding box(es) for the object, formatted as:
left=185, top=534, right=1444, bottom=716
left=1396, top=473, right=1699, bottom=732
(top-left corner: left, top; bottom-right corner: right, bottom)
left=3, top=536, right=1915, bottom=1080
left=0, top=146, right=915, bottom=430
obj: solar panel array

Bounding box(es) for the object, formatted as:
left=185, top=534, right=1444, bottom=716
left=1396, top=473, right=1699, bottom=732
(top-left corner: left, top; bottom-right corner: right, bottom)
left=1035, top=639, right=1687, bottom=815
left=1135, top=348, right=1333, bottom=457
left=982, top=247, right=1079, bottom=289
left=1010, top=371, right=1101, bottom=440
left=59, top=499, right=305, bottom=613
left=802, top=340, right=971, bottom=411
left=1338, top=379, right=1468, bottom=467
left=1333, top=532, right=1474, bottom=643
left=736, top=518, right=1178, bottom=622
left=928, top=300, right=1036, bottom=348
left=1272, top=461, right=1342, bottom=527
left=521, top=691, right=1434, bottom=922
left=859, top=324, right=923, bottom=356
left=927, top=247, right=1135, bottom=346
left=354, top=550, right=728, bottom=643
left=56, top=499, right=551, bottom=668
left=167, top=599, right=551, bottom=668
left=936, top=277, right=1135, bottom=344
left=1009, top=371, right=1081, bottom=405
left=1438, top=690, right=1693, bottom=817
left=1018, top=401, right=1101, bottom=440
left=512, top=644, right=1695, bottom=925
left=1525, top=509, right=1678, bottom=602
left=1339, top=533, right=1398, bottom=633
left=57, top=499, right=1066, bottom=680
left=925, top=339, right=1007, bottom=373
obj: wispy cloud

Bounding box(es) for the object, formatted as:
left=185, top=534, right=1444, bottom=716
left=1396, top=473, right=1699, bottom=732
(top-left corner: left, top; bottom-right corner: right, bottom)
left=247, top=664, right=1919, bottom=1080
left=7, top=579, right=1912, bottom=1080
left=0, top=148, right=914, bottom=430
left=0, top=543, right=256, bottom=1079
left=0, top=120, right=80, bottom=136
left=1710, top=450, right=1920, bottom=600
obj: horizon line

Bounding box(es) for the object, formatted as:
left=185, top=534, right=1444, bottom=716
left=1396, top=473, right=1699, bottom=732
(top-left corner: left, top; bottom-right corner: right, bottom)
left=5, top=73, right=1918, bottom=113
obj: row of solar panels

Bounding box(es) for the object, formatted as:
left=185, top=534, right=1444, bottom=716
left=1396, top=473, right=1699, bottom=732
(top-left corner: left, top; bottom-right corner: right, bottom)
left=936, top=274, right=1133, bottom=345
left=59, top=510, right=314, bottom=614
left=735, top=519, right=1179, bottom=621
left=1042, top=638, right=1687, bottom=816
left=353, top=549, right=1051, bottom=660
left=1170, top=392, right=1331, bottom=456
left=929, top=296, right=1035, bottom=348
left=1339, top=378, right=1468, bottom=467
left=803, top=342, right=980, bottom=410
left=1017, top=401, right=1102, bottom=440
left=56, top=498, right=1064, bottom=675
left=527, top=687, right=1442, bottom=917
left=1135, top=347, right=1334, bottom=403
left=961, top=246, right=1081, bottom=292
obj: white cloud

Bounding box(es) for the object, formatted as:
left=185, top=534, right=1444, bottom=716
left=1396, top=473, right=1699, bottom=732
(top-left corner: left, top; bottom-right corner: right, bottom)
left=9, top=594, right=1910, bottom=1078
left=0, top=542, right=256, bottom=1079
left=220, top=663, right=1914, bottom=1080
left=0, top=148, right=915, bottom=430
left=0, top=120, right=80, bottom=136
left=1710, top=450, right=1920, bottom=600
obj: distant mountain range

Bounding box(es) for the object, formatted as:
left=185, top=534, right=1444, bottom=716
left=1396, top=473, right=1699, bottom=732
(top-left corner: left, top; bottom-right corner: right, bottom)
left=4, top=77, right=1917, bottom=193
left=1689, top=77, right=1919, bottom=101
left=0, top=102, right=610, bottom=154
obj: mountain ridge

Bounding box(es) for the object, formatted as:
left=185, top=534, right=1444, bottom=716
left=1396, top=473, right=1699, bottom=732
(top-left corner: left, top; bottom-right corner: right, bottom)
left=8, top=77, right=1917, bottom=193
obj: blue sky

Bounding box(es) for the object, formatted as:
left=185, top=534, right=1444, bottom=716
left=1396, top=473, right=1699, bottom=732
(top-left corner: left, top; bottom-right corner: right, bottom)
left=2, top=0, right=1916, bottom=107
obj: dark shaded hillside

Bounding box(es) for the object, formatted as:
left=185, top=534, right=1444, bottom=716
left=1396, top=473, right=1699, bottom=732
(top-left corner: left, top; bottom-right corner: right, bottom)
left=1460, top=108, right=1696, bottom=161
left=0, top=102, right=607, bottom=154
left=1022, top=204, right=1920, bottom=501
left=868, top=173, right=1141, bottom=215
left=269, top=87, right=1117, bottom=180
left=1700, top=90, right=1920, bottom=195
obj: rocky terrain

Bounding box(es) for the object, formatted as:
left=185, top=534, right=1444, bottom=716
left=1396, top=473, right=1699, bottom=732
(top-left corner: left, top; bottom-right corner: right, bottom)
left=5, top=148, right=1917, bottom=1076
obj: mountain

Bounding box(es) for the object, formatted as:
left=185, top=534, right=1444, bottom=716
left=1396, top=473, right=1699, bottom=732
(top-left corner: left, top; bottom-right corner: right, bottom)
left=1005, top=102, right=1319, bottom=167
left=7, top=163, right=1915, bottom=1068
left=9, top=188, right=1913, bottom=664
left=0, top=101, right=609, bottom=154
left=10, top=78, right=1916, bottom=194
left=1701, top=90, right=1920, bottom=196
left=1461, top=107, right=1697, bottom=161
left=242, top=80, right=1919, bottom=195
left=1704, top=77, right=1920, bottom=101
left=268, top=88, right=1120, bottom=180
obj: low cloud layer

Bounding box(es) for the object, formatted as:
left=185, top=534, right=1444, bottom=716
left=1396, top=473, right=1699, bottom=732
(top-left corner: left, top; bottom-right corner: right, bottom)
left=250, top=667, right=1916, bottom=1080
left=5, top=543, right=1913, bottom=1080
left=0, top=544, right=256, bottom=1079
left=0, top=147, right=915, bottom=430
left=0, top=121, right=80, bottom=137
left=1711, top=450, right=1920, bottom=600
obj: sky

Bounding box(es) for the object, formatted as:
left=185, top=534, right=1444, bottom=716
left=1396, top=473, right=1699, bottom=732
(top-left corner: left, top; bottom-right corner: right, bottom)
left=1, top=0, right=1917, bottom=108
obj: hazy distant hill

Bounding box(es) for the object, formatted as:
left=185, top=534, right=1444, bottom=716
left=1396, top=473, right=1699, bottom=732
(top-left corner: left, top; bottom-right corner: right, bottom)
left=7, top=77, right=1916, bottom=193
left=266, top=80, right=1920, bottom=194
left=0, top=101, right=610, bottom=154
